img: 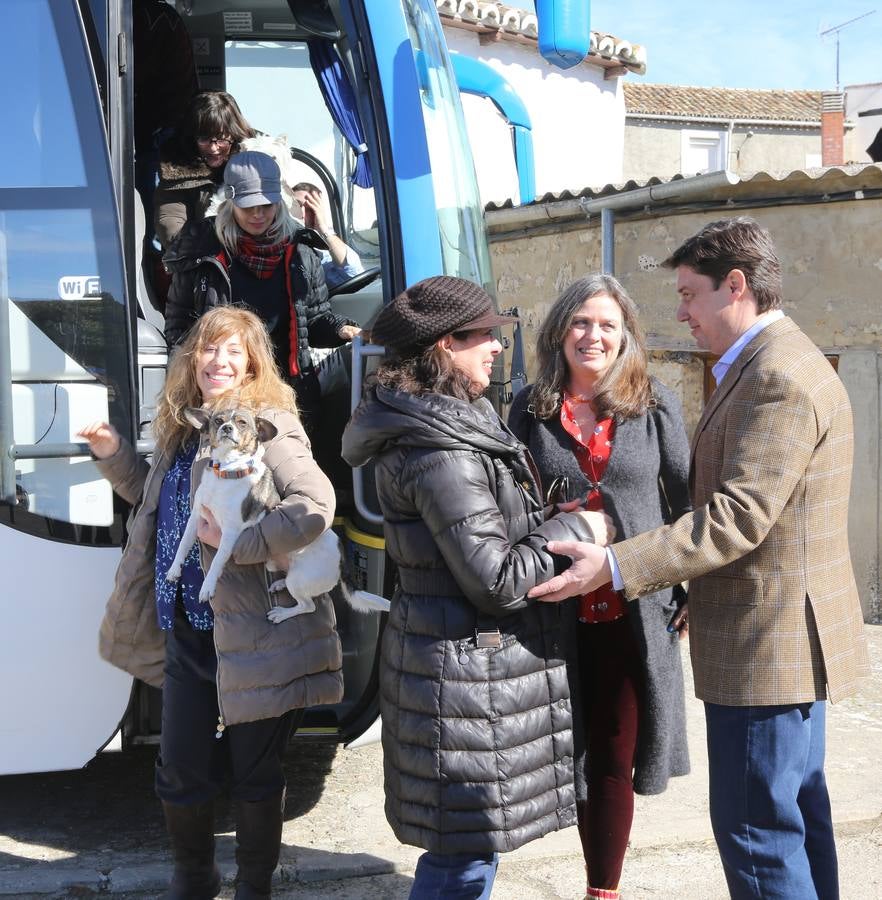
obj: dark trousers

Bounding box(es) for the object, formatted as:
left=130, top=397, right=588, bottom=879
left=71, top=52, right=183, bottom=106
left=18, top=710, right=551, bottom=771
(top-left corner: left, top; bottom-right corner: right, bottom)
left=705, top=700, right=837, bottom=899
left=577, top=616, right=644, bottom=890
left=155, top=603, right=296, bottom=806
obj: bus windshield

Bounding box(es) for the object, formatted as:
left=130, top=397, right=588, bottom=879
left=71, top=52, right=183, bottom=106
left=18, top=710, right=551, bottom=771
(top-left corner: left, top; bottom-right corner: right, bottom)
left=401, top=0, right=494, bottom=289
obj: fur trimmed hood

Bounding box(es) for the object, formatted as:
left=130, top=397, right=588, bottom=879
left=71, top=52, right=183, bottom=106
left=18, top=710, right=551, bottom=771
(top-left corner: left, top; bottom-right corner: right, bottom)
left=157, top=155, right=223, bottom=193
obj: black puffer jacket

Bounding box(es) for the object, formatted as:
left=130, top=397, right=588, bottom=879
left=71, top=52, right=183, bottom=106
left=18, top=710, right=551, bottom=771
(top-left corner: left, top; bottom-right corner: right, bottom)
left=342, top=385, right=597, bottom=855
left=162, top=218, right=355, bottom=374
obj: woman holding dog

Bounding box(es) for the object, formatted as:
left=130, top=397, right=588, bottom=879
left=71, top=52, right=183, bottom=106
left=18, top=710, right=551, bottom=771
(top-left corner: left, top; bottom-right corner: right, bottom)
left=507, top=273, right=691, bottom=900
left=341, top=276, right=614, bottom=899
left=80, top=306, right=342, bottom=900
left=163, top=150, right=360, bottom=436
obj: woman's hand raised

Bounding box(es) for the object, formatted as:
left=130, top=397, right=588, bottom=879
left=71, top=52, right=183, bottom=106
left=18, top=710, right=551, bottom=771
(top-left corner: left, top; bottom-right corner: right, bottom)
left=78, top=421, right=121, bottom=459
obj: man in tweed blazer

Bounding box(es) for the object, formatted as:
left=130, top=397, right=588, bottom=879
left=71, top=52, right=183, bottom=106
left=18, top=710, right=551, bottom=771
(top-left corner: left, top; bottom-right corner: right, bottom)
left=531, top=218, right=869, bottom=899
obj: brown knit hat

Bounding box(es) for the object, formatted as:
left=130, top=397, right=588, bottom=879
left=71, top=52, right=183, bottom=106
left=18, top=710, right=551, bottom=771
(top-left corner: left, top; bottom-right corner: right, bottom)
left=372, top=276, right=517, bottom=355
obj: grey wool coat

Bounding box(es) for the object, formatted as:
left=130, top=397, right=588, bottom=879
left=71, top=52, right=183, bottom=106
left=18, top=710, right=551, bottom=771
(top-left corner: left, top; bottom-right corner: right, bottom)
left=341, top=385, right=598, bottom=855
left=508, top=378, right=691, bottom=796
left=97, top=408, right=343, bottom=726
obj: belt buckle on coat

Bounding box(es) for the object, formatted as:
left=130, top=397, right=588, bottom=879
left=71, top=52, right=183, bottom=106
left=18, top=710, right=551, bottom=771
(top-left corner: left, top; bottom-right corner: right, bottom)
left=475, top=628, right=502, bottom=649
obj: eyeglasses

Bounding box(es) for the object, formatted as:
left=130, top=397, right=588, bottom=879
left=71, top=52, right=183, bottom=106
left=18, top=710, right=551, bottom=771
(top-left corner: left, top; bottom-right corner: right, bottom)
left=196, top=136, right=232, bottom=150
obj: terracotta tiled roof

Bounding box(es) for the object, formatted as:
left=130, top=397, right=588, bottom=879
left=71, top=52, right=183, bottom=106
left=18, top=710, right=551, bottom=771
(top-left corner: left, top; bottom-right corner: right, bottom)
left=436, top=1, right=646, bottom=73
left=624, top=83, right=823, bottom=122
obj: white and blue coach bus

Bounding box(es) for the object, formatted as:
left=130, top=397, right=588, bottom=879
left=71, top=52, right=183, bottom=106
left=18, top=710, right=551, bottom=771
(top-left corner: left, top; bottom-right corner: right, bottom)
left=0, top=0, right=590, bottom=774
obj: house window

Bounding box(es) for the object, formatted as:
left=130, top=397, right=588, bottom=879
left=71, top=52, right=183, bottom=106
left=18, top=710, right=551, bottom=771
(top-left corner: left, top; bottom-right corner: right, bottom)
left=681, top=129, right=728, bottom=175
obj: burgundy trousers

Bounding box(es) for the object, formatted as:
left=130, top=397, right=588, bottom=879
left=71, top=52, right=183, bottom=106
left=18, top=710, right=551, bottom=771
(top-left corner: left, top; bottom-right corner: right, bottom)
left=576, top=615, right=644, bottom=891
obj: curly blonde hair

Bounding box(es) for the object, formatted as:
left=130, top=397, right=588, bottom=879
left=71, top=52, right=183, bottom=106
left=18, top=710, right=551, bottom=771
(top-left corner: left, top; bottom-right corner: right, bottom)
left=154, top=306, right=298, bottom=454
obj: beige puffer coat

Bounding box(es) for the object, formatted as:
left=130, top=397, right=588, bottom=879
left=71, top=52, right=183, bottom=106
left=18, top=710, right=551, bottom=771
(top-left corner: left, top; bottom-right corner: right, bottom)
left=97, top=408, right=343, bottom=725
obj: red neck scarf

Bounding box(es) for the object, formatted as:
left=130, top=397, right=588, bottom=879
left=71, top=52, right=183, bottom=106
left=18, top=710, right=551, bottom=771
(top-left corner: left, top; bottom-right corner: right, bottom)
left=235, top=234, right=290, bottom=279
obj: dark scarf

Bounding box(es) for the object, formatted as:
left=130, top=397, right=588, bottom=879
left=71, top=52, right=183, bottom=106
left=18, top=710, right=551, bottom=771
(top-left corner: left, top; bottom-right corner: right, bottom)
left=236, top=234, right=291, bottom=279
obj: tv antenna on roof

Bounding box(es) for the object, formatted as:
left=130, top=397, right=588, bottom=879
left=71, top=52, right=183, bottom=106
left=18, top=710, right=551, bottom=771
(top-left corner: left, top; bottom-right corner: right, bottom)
left=820, top=10, right=875, bottom=92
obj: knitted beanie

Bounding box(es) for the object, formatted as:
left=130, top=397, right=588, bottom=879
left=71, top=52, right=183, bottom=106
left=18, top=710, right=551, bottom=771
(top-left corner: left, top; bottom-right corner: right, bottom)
left=372, top=276, right=517, bottom=355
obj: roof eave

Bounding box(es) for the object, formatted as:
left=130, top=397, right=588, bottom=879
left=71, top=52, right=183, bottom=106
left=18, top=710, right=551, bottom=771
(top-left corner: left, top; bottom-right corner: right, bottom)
left=439, top=14, right=646, bottom=76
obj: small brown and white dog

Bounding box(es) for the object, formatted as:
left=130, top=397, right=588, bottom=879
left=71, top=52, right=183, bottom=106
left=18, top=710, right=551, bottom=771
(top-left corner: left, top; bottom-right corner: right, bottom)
left=166, top=406, right=389, bottom=622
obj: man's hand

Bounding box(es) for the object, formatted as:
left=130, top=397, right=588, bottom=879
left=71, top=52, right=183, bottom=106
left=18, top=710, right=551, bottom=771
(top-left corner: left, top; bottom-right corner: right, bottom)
left=299, top=189, right=325, bottom=233
left=529, top=540, right=612, bottom=603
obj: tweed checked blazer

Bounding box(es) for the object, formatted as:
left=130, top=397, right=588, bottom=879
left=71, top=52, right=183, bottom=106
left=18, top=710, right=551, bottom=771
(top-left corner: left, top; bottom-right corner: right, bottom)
left=613, top=317, right=869, bottom=706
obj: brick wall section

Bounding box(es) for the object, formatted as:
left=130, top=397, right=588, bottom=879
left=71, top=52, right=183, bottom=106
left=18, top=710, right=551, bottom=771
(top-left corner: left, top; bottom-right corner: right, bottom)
left=822, top=91, right=845, bottom=165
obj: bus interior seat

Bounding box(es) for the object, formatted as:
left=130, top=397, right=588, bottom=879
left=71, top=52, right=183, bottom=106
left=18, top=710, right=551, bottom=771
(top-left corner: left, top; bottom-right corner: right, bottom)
left=133, top=188, right=167, bottom=331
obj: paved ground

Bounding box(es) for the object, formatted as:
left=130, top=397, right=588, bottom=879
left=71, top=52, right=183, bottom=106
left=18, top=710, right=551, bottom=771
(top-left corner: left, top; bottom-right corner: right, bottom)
left=2, top=625, right=881, bottom=899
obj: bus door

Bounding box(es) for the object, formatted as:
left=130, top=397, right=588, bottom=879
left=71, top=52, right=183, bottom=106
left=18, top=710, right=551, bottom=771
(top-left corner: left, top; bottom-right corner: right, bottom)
left=150, top=0, right=391, bottom=744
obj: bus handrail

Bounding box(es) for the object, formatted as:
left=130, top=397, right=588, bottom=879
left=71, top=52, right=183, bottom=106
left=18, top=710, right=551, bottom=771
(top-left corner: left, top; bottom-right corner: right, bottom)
left=350, top=334, right=385, bottom=526
left=0, top=230, right=13, bottom=504
left=8, top=439, right=155, bottom=461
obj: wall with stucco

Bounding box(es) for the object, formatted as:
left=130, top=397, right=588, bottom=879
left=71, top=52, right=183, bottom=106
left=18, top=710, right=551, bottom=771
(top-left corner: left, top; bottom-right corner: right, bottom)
left=623, top=120, right=823, bottom=182
left=443, top=27, right=625, bottom=204
left=490, top=199, right=882, bottom=621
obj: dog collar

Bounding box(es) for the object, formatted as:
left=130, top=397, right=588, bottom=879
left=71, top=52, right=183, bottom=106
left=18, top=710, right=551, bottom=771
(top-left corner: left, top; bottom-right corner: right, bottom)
left=209, top=459, right=257, bottom=479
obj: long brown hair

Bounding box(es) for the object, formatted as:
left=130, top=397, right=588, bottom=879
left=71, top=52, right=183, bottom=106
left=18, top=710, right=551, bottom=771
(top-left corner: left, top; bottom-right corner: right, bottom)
left=530, top=273, right=652, bottom=420
left=153, top=307, right=297, bottom=454
left=374, top=337, right=484, bottom=402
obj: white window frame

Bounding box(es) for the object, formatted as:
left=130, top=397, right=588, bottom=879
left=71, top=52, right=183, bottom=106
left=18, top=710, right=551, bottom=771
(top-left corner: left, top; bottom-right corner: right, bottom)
left=680, top=128, right=729, bottom=175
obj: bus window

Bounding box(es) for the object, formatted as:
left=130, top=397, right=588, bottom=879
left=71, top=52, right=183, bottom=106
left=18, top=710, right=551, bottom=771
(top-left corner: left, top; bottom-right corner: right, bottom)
left=401, top=0, right=493, bottom=290
left=0, top=0, right=130, bottom=536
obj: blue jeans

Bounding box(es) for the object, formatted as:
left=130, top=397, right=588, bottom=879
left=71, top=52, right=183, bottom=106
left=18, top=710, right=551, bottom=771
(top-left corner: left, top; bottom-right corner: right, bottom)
left=409, top=851, right=499, bottom=899
left=705, top=701, right=838, bottom=899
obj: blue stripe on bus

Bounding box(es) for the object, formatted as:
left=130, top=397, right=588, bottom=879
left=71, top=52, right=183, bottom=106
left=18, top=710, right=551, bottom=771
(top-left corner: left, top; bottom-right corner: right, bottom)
left=362, top=0, right=442, bottom=283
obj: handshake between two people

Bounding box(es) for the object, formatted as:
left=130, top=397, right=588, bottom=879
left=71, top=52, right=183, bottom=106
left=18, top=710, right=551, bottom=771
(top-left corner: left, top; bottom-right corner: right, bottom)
left=535, top=497, right=616, bottom=605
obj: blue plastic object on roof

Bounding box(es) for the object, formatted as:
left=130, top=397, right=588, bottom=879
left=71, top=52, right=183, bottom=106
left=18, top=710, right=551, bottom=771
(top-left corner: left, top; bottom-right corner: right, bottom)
left=536, top=0, right=591, bottom=70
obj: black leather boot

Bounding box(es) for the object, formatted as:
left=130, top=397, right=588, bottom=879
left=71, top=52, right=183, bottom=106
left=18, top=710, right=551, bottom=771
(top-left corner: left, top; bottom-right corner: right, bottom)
left=233, top=791, right=286, bottom=899
left=161, top=800, right=221, bottom=900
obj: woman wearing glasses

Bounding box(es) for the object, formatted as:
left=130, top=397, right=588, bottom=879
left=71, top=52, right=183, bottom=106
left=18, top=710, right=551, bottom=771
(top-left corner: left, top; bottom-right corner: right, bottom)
left=154, top=91, right=257, bottom=249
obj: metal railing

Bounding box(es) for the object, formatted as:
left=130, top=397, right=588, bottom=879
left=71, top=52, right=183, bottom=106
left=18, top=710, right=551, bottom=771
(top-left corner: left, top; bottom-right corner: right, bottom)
left=349, top=334, right=385, bottom=526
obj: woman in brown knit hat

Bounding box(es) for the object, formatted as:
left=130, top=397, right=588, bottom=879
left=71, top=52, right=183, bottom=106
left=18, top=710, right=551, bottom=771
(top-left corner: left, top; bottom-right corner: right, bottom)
left=342, top=276, right=614, bottom=898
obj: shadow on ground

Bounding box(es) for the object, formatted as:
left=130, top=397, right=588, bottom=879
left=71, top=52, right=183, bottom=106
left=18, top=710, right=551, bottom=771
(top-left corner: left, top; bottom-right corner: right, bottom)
left=0, top=739, right=364, bottom=893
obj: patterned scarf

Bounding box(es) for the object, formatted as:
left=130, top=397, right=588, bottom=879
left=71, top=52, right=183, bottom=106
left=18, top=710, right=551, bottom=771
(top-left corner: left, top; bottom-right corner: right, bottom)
left=236, top=234, right=291, bottom=279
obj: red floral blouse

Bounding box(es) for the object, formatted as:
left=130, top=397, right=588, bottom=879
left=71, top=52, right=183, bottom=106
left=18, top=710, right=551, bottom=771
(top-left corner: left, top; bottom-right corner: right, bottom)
left=560, top=394, right=626, bottom=623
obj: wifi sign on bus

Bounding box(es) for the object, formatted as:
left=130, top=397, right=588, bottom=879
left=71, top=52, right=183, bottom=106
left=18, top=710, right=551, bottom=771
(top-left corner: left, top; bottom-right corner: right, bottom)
left=57, top=276, right=101, bottom=300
